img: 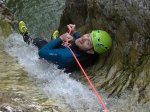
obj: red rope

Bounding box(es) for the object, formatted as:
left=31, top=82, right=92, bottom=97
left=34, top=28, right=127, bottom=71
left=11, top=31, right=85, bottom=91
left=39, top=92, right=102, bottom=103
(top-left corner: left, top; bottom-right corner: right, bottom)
left=66, top=30, right=109, bottom=112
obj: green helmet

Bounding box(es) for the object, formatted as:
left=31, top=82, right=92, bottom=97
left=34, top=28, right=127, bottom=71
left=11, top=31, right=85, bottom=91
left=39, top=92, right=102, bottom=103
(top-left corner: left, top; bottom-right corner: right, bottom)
left=91, top=30, right=112, bottom=54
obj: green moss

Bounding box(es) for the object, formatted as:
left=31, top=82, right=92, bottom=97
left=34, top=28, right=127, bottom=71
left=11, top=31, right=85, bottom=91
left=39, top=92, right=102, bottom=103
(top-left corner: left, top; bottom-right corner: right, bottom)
left=0, top=20, right=12, bottom=38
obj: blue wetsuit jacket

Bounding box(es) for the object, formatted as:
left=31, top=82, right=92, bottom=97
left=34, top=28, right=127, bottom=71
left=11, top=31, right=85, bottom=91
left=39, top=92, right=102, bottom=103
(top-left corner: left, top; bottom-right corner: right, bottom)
left=38, top=32, right=98, bottom=72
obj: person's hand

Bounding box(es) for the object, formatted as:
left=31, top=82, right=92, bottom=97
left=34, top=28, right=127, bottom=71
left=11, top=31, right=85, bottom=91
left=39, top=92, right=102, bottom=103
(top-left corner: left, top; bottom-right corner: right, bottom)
left=67, top=24, right=76, bottom=33
left=60, top=33, right=73, bottom=42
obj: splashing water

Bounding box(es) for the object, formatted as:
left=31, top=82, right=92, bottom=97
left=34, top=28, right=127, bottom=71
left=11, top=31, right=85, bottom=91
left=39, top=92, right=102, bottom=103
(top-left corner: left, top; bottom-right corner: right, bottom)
left=5, top=33, right=106, bottom=112
left=4, top=33, right=150, bottom=112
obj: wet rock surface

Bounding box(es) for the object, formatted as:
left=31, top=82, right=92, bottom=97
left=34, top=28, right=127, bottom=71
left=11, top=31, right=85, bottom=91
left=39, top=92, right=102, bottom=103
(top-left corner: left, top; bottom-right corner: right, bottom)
left=0, top=51, right=61, bottom=112
left=59, top=0, right=150, bottom=103
left=0, top=4, right=64, bottom=112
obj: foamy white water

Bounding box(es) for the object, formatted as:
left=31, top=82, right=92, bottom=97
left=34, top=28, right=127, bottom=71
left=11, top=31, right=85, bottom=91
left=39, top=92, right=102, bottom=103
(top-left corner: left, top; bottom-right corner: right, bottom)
left=5, top=33, right=104, bottom=112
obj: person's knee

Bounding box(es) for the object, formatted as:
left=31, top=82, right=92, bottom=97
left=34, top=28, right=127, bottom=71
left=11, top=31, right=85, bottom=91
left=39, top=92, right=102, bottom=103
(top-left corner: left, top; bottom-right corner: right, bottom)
left=38, top=49, right=44, bottom=58
left=33, top=38, right=48, bottom=49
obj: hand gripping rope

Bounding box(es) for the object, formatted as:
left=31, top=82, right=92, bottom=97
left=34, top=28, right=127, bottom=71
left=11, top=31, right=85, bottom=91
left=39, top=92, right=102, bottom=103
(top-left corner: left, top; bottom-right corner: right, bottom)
left=65, top=30, right=109, bottom=112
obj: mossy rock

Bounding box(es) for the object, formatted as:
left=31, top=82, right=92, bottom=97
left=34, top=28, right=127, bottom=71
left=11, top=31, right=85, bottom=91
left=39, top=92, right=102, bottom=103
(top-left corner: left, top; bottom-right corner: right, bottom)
left=0, top=20, right=12, bottom=38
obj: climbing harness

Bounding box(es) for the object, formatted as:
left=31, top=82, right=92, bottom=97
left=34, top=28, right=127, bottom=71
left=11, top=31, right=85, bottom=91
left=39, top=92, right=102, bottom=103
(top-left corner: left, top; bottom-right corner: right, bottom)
left=65, top=30, right=109, bottom=112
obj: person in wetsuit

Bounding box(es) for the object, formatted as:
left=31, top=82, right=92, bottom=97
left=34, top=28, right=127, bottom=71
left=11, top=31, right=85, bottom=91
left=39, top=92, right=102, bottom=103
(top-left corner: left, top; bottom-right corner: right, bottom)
left=19, top=21, right=112, bottom=72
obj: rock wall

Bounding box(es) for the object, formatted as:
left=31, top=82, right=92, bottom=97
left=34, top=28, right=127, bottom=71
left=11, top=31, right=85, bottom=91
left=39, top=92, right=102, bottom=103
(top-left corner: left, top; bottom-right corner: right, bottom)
left=0, top=3, right=15, bottom=38
left=59, top=0, right=150, bottom=103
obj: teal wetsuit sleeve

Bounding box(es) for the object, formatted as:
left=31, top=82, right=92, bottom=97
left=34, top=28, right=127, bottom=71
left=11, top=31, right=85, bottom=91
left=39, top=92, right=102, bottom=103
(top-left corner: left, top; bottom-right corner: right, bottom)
left=38, top=38, right=63, bottom=61
left=73, top=32, right=80, bottom=40
left=40, top=37, right=62, bottom=50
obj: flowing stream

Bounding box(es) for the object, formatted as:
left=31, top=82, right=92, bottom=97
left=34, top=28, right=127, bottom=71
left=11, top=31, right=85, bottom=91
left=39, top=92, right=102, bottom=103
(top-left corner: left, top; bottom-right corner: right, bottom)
left=2, top=0, right=149, bottom=111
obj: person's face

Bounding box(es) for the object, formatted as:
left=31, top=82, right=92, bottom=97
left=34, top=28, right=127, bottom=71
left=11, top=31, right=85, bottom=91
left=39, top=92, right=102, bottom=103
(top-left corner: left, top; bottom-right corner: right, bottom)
left=75, top=33, right=94, bottom=54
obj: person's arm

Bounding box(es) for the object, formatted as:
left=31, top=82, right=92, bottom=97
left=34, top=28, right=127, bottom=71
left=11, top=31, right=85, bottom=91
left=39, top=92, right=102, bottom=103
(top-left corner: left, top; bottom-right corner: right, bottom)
left=38, top=35, right=73, bottom=61
left=38, top=37, right=63, bottom=61
left=40, top=37, right=62, bottom=50
left=67, top=24, right=80, bottom=40
left=73, top=32, right=80, bottom=40
left=38, top=48, right=62, bottom=61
